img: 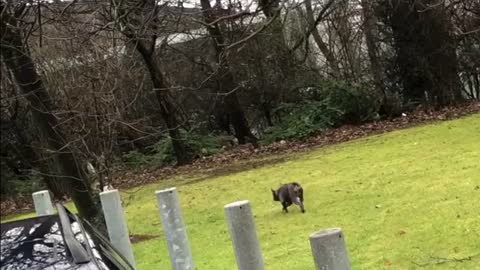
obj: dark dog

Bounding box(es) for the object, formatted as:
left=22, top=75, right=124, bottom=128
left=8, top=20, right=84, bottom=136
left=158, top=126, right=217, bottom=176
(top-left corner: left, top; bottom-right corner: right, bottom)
left=271, top=182, right=305, bottom=213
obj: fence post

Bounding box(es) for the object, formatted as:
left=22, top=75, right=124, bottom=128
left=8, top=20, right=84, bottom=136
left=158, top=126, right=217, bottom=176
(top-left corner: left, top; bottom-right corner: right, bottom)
left=224, top=200, right=264, bottom=270
left=100, top=189, right=136, bottom=269
left=309, top=228, right=351, bottom=270
left=155, top=187, right=194, bottom=270
left=32, top=190, right=55, bottom=216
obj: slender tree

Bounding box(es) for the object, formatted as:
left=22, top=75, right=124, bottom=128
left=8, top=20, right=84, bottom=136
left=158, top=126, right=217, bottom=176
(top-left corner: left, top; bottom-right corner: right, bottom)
left=200, top=0, right=258, bottom=146
left=361, top=0, right=386, bottom=109
left=304, top=0, right=341, bottom=78
left=110, top=0, right=193, bottom=164
left=0, top=2, right=100, bottom=222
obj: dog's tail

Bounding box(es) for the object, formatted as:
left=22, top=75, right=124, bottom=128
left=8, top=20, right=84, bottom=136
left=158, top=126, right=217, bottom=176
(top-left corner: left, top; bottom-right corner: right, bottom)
left=271, top=189, right=280, bottom=201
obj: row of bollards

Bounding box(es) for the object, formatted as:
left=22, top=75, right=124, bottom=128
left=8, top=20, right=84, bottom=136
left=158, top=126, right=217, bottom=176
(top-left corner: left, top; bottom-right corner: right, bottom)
left=32, top=188, right=351, bottom=270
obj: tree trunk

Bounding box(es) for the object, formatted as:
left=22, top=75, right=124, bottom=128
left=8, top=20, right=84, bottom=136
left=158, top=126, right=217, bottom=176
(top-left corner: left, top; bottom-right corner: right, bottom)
left=111, top=0, right=192, bottom=164
left=474, top=74, right=480, bottom=99
left=333, top=2, right=361, bottom=82
left=132, top=38, right=193, bottom=165
left=221, top=72, right=257, bottom=145
left=382, top=0, right=463, bottom=106
left=360, top=0, right=386, bottom=109
left=259, top=0, right=296, bottom=82
left=0, top=7, right=100, bottom=221
left=304, top=0, right=341, bottom=78
left=200, top=0, right=258, bottom=147
left=213, top=98, right=231, bottom=134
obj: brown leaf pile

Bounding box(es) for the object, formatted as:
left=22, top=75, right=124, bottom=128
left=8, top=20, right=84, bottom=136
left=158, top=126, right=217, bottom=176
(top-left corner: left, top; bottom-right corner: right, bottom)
left=1, top=101, right=479, bottom=217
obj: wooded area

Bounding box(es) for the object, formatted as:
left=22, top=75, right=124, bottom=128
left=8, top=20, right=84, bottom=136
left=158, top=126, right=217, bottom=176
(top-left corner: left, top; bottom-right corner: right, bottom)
left=1, top=0, right=479, bottom=221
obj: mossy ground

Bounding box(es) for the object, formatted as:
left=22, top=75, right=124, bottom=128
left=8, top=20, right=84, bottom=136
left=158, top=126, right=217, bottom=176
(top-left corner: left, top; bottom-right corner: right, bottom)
left=3, top=115, right=480, bottom=269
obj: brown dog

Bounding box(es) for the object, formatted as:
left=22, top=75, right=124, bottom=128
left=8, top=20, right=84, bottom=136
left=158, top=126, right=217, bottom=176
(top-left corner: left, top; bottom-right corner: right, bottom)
left=271, top=182, right=305, bottom=213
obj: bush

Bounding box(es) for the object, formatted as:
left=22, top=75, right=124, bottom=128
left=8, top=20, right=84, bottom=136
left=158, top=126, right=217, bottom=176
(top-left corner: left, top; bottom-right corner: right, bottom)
left=300, top=80, right=379, bottom=124
left=262, top=80, right=380, bottom=144
left=121, top=131, right=232, bottom=167
left=120, top=149, right=160, bottom=168
left=383, top=91, right=404, bottom=117
left=0, top=160, right=45, bottom=196
left=263, top=99, right=344, bottom=143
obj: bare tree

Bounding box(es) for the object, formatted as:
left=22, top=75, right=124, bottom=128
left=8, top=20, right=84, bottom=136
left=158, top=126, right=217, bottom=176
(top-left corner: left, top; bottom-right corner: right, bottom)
left=451, top=0, right=480, bottom=100
left=200, top=0, right=258, bottom=146
left=0, top=2, right=101, bottom=222
left=109, top=0, right=193, bottom=164
left=360, top=0, right=386, bottom=108
left=303, top=0, right=341, bottom=78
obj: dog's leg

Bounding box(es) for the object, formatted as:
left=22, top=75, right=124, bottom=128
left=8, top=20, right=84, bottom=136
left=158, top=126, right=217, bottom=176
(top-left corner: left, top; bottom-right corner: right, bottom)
left=282, top=202, right=289, bottom=213
left=295, top=197, right=306, bottom=213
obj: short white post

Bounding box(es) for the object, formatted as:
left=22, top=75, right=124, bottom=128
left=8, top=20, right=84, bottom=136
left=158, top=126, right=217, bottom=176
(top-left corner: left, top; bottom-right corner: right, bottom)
left=224, top=200, right=264, bottom=270
left=309, top=228, right=351, bottom=270
left=155, top=187, right=194, bottom=270
left=32, top=190, right=55, bottom=216
left=100, top=189, right=136, bottom=269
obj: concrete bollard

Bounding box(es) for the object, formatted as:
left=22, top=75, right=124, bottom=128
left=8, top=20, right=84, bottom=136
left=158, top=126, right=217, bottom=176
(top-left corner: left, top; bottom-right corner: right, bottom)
left=224, top=200, right=264, bottom=270
left=32, top=190, right=55, bottom=216
left=100, top=189, right=136, bottom=269
left=155, top=187, right=194, bottom=270
left=309, top=228, right=351, bottom=270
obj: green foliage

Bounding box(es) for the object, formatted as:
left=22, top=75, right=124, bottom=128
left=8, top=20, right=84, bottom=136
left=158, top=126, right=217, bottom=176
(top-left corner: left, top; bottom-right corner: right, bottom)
left=120, top=149, right=159, bottom=168
left=121, top=132, right=232, bottom=167
left=302, top=80, right=379, bottom=123
left=263, top=80, right=379, bottom=143
left=263, top=100, right=343, bottom=143
left=383, top=91, right=405, bottom=117
left=0, top=160, right=45, bottom=196
left=184, top=132, right=231, bottom=157
left=1, top=177, right=45, bottom=196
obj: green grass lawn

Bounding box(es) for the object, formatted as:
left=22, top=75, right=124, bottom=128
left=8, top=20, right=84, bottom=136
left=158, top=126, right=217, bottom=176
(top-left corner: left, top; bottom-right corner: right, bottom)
left=4, top=115, right=480, bottom=269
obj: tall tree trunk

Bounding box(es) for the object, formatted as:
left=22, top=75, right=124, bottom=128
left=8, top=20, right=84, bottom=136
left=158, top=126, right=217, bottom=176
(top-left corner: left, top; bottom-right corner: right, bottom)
left=262, top=102, right=274, bottom=127
left=381, top=0, right=463, bottom=106
left=0, top=6, right=100, bottom=221
left=259, top=0, right=296, bottom=82
left=360, top=0, right=386, bottom=109
left=213, top=98, right=231, bottom=134
left=474, top=74, right=480, bottom=99
left=200, top=0, right=258, bottom=146
left=132, top=38, right=193, bottom=164
left=304, top=0, right=341, bottom=78
left=114, top=0, right=193, bottom=165
left=333, top=1, right=361, bottom=82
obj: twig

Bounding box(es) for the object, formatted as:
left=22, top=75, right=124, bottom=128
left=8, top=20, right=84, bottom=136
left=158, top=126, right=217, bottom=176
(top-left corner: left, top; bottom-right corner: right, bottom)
left=411, top=253, right=479, bottom=267
left=226, top=12, right=279, bottom=50
left=290, top=0, right=341, bottom=52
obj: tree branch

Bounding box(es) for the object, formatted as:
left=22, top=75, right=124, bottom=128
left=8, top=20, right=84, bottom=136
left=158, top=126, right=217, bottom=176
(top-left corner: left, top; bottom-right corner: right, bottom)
left=290, top=0, right=342, bottom=52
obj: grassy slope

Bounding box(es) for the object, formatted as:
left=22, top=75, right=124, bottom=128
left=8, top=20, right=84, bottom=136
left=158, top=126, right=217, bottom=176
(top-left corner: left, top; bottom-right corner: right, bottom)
left=4, top=115, right=480, bottom=269
left=126, top=114, right=480, bottom=270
